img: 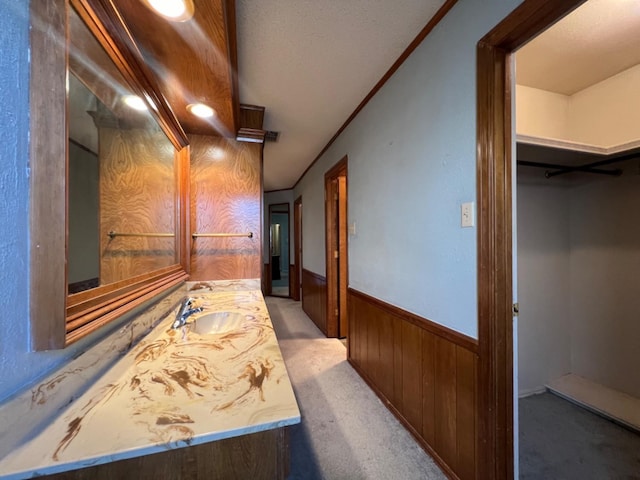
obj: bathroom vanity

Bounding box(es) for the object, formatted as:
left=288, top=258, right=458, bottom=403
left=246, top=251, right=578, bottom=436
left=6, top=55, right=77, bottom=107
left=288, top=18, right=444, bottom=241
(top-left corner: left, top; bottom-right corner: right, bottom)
left=0, top=280, right=300, bottom=479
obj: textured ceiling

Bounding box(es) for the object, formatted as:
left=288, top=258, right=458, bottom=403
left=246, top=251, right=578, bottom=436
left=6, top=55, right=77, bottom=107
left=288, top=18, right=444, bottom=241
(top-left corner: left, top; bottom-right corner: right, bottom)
left=235, top=0, right=446, bottom=191
left=516, top=0, right=640, bottom=95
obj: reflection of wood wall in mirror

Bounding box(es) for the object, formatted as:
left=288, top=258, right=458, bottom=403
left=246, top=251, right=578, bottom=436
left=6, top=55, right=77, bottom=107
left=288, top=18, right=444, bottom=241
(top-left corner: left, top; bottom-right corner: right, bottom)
left=189, top=135, right=262, bottom=280
left=99, top=127, right=176, bottom=284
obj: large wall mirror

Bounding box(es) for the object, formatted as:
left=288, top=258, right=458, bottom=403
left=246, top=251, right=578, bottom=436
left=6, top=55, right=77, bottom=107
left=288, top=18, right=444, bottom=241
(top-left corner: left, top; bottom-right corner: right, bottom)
left=269, top=203, right=290, bottom=298
left=30, top=0, right=190, bottom=350
left=68, top=6, right=177, bottom=293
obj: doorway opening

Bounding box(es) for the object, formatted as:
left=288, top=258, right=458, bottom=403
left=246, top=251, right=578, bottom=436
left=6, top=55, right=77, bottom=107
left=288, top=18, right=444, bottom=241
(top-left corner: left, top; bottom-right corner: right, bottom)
left=268, top=203, right=290, bottom=298
left=478, top=0, right=640, bottom=478
left=325, top=156, right=348, bottom=338
left=513, top=1, right=640, bottom=477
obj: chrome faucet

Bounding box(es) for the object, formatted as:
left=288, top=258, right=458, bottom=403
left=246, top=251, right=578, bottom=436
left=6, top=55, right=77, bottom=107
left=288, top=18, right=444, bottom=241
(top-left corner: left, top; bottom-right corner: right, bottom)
left=171, top=297, right=203, bottom=329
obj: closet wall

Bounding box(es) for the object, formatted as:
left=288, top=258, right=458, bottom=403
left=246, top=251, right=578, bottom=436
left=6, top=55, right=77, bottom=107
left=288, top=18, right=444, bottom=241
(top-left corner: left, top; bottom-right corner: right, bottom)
left=516, top=63, right=640, bottom=148
left=569, top=174, right=640, bottom=398
left=517, top=182, right=571, bottom=395
left=517, top=171, right=640, bottom=398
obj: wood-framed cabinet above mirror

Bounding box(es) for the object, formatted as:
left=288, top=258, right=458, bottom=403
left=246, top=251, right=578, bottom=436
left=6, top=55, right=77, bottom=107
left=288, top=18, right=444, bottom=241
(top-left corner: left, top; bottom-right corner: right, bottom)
left=30, top=0, right=191, bottom=350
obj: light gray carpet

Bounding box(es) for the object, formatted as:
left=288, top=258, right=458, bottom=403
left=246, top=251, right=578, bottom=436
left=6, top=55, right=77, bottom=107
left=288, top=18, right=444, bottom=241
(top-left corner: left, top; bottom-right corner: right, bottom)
left=266, top=297, right=445, bottom=480
left=519, top=392, right=640, bottom=479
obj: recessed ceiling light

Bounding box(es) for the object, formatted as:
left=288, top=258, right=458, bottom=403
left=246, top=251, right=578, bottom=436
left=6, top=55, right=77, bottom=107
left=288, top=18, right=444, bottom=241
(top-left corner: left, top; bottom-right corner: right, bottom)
left=123, top=95, right=148, bottom=111
left=187, top=103, right=215, bottom=119
left=143, top=0, right=194, bottom=22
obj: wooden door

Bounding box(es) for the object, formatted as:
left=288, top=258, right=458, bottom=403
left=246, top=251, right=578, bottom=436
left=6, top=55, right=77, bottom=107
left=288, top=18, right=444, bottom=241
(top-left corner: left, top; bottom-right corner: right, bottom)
left=324, top=156, right=348, bottom=338
left=338, top=176, right=348, bottom=338
left=292, top=196, right=302, bottom=301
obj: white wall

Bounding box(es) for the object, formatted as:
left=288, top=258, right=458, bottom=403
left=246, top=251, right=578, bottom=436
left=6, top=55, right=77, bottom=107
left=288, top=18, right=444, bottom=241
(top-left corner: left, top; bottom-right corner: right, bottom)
left=515, top=85, right=570, bottom=141
left=516, top=63, right=640, bottom=148
left=517, top=173, right=640, bottom=399
left=295, top=0, right=525, bottom=338
left=569, top=174, right=640, bottom=398
left=517, top=183, right=572, bottom=395
left=568, top=64, right=640, bottom=147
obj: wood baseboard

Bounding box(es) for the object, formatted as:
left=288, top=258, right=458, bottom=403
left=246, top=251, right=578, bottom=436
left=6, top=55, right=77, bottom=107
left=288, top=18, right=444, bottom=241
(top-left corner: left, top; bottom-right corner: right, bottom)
left=348, top=288, right=478, bottom=480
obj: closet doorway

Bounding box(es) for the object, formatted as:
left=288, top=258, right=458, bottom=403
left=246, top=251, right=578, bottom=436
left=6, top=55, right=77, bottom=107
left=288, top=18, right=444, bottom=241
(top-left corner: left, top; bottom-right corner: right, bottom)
left=514, top=0, right=640, bottom=477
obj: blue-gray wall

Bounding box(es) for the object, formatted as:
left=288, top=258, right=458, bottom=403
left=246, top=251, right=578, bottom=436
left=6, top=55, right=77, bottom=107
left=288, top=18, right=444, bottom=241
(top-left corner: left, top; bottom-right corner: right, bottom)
left=0, top=0, right=33, bottom=402
left=294, top=0, right=524, bottom=338
left=0, top=0, right=108, bottom=404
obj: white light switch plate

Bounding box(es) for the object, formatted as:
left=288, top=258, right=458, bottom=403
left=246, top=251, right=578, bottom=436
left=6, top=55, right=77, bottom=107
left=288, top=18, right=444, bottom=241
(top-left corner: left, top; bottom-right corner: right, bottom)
left=348, top=222, right=356, bottom=235
left=461, top=202, right=475, bottom=228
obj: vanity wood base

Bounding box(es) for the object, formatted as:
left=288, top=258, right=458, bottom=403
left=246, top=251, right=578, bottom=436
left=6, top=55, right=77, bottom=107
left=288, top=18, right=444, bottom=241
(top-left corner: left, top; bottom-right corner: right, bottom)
left=43, top=427, right=290, bottom=480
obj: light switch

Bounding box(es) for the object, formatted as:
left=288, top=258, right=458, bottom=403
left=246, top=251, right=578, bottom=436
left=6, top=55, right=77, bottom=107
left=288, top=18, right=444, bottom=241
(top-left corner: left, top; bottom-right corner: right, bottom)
left=461, top=202, right=475, bottom=228
left=348, top=222, right=356, bottom=235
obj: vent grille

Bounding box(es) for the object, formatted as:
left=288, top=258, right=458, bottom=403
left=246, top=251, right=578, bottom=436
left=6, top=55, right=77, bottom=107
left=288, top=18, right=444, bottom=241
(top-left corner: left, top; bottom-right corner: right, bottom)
left=265, top=130, right=279, bottom=142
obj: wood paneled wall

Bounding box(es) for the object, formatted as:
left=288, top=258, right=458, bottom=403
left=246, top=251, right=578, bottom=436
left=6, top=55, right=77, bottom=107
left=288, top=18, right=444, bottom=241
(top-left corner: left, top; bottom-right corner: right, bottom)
left=189, top=135, right=261, bottom=281
left=301, top=269, right=327, bottom=335
left=348, top=289, right=478, bottom=480
left=100, top=127, right=176, bottom=285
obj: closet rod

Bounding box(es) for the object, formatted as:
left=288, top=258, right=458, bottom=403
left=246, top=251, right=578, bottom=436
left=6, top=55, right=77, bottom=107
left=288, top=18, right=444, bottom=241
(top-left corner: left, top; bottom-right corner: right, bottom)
left=544, top=151, right=640, bottom=178
left=517, top=160, right=621, bottom=177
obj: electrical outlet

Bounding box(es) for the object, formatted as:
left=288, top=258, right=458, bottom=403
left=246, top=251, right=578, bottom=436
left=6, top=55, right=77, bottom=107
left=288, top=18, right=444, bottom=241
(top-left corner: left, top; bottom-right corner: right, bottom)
left=461, top=202, right=475, bottom=228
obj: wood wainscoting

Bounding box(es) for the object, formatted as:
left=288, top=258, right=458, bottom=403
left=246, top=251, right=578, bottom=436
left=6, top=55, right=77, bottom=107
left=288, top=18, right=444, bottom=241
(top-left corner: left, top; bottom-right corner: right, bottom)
left=301, top=269, right=327, bottom=335
left=348, top=289, right=478, bottom=480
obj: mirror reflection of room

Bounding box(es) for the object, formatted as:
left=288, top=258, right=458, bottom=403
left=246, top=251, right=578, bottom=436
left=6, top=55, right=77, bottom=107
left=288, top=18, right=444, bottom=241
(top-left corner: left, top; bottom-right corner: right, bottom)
left=269, top=203, right=290, bottom=297
left=67, top=5, right=177, bottom=294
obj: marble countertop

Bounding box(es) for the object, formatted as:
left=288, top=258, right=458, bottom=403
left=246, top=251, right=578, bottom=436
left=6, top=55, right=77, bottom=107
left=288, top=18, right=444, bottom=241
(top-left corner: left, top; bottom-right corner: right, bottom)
left=0, top=279, right=300, bottom=479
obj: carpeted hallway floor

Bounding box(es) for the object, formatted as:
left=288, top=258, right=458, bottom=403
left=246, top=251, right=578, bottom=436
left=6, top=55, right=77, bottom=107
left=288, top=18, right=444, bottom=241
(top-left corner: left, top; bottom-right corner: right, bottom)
left=519, top=392, right=640, bottom=479
left=266, top=296, right=445, bottom=480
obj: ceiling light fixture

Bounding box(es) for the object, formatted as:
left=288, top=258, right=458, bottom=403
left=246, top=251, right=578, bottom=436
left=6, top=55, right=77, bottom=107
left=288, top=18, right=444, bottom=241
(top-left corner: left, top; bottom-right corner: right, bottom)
left=123, top=95, right=148, bottom=111
left=187, top=103, right=215, bottom=119
left=143, top=0, right=194, bottom=22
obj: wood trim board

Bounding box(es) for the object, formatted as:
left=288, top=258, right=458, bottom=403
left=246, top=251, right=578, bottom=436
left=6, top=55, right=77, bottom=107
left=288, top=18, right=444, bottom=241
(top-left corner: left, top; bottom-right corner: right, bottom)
left=292, top=196, right=302, bottom=302
left=476, top=1, right=586, bottom=478
left=324, top=157, right=348, bottom=338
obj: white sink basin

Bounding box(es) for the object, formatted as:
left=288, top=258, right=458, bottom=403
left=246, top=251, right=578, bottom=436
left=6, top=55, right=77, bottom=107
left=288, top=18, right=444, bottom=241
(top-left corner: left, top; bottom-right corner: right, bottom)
left=191, top=311, right=245, bottom=335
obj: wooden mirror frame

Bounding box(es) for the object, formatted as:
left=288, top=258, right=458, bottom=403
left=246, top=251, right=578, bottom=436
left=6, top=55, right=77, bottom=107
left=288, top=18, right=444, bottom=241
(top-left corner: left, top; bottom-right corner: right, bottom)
left=30, top=0, right=190, bottom=350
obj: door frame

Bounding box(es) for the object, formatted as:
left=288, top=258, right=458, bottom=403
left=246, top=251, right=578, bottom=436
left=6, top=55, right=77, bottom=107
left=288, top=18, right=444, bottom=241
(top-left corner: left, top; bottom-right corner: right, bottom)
left=476, top=0, right=585, bottom=478
left=324, top=156, right=348, bottom=338
left=292, top=196, right=302, bottom=301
